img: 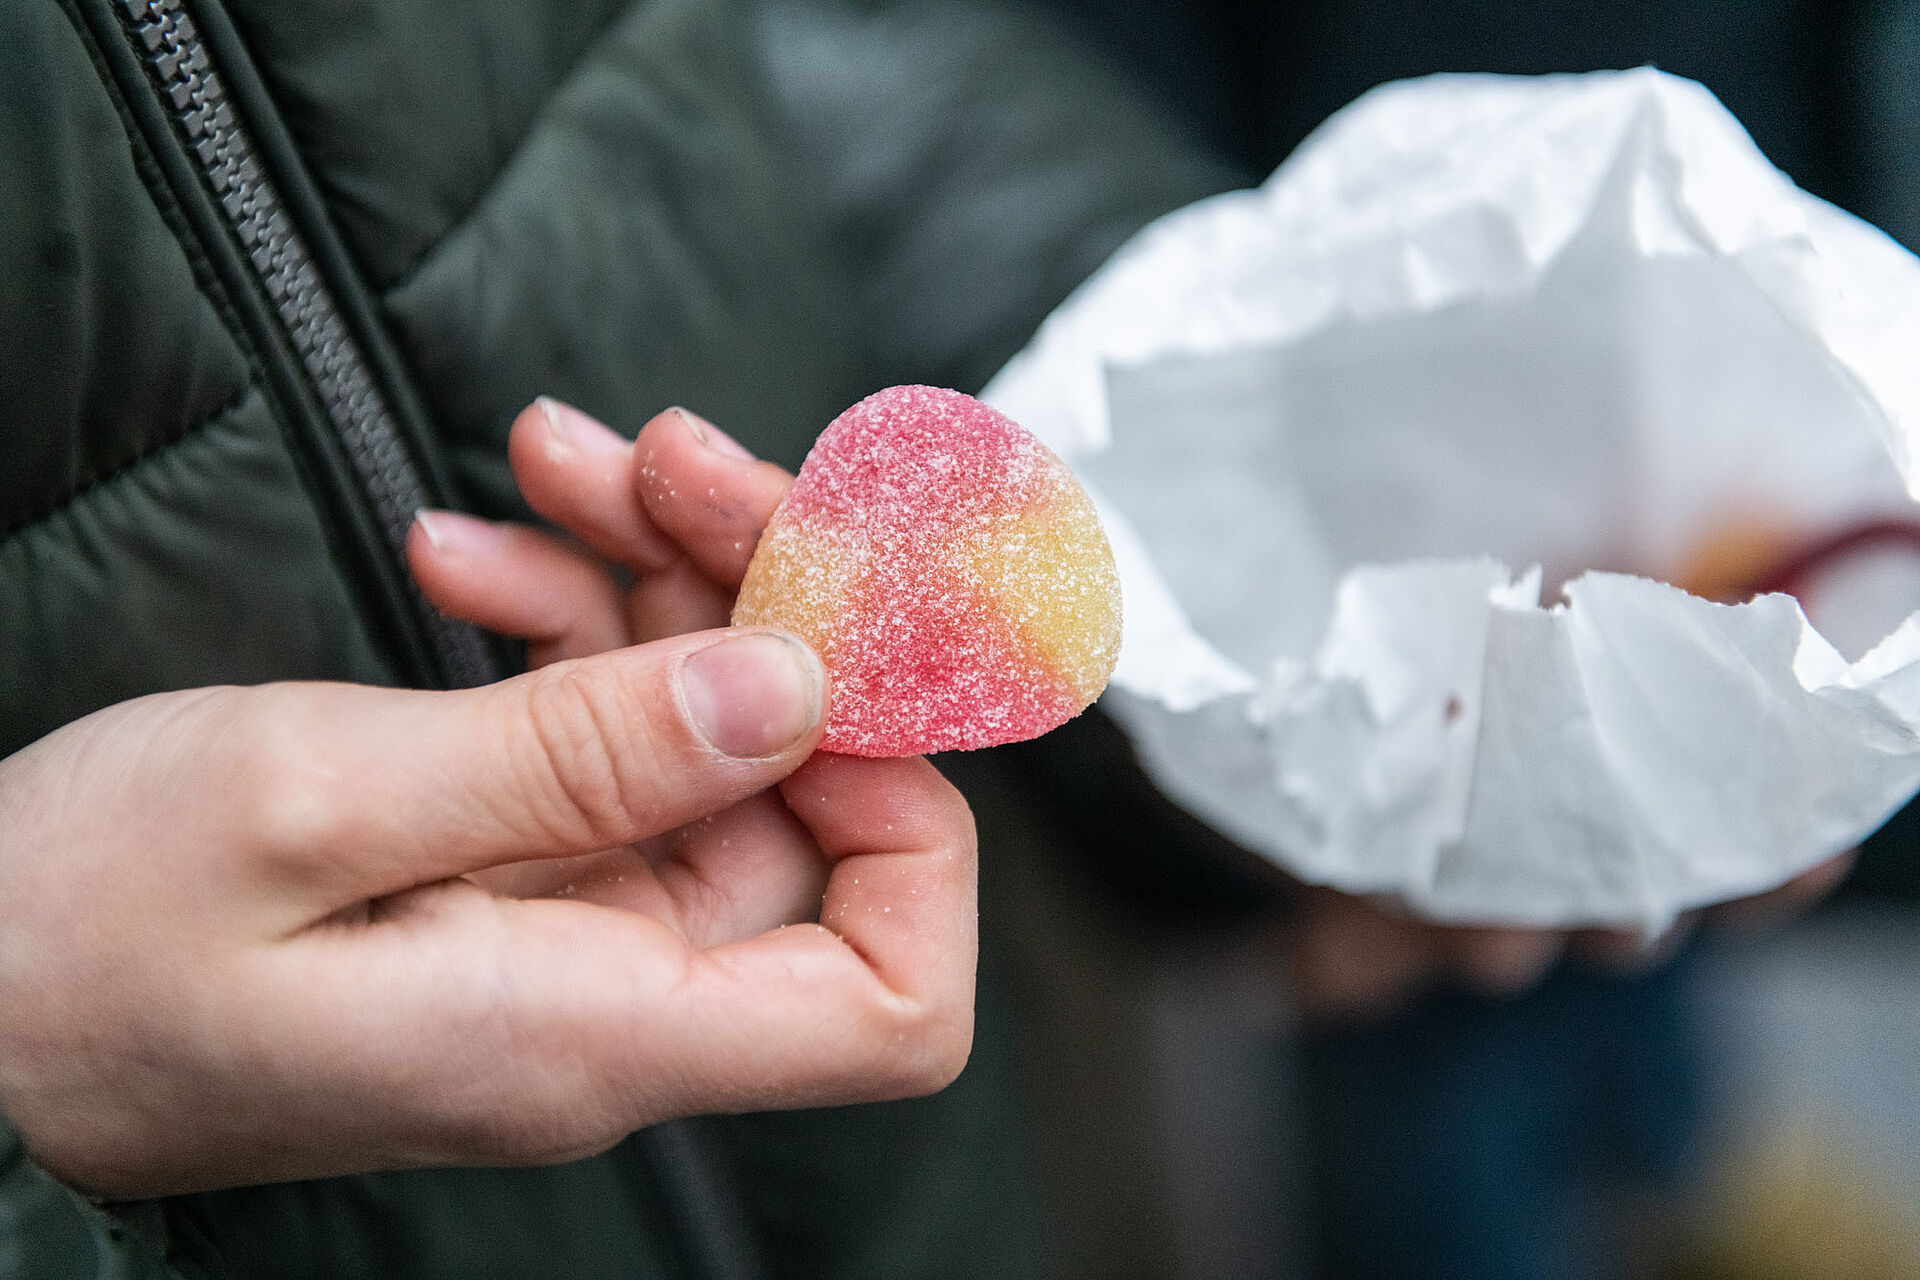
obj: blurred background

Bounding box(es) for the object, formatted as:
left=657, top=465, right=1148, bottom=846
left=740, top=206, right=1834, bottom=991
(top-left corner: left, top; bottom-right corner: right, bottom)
left=966, top=3, right=1920, bottom=1278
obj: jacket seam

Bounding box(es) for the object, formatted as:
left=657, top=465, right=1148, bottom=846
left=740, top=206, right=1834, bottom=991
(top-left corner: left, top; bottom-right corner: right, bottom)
left=39, top=0, right=282, bottom=548
left=57, top=0, right=278, bottom=405
left=70, top=0, right=483, bottom=691
left=379, top=0, right=647, bottom=296
left=0, top=388, right=253, bottom=546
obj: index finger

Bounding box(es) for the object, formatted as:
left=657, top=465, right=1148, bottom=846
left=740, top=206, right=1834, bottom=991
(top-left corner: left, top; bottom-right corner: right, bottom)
left=506, top=399, right=678, bottom=573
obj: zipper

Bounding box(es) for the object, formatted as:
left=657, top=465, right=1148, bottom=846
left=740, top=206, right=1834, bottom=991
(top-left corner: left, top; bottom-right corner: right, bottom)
left=78, top=3, right=766, bottom=1276
left=91, top=0, right=502, bottom=690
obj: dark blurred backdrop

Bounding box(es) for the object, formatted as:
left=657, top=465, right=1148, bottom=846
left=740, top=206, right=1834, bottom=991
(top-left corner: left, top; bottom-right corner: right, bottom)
left=1036, top=0, right=1920, bottom=256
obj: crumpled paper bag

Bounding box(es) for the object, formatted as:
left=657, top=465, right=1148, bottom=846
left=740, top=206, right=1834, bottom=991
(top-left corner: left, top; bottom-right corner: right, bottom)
left=983, top=69, right=1920, bottom=930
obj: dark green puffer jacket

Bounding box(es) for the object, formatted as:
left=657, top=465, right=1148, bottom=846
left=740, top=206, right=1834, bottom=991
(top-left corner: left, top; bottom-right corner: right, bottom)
left=0, top=1, right=1234, bottom=1274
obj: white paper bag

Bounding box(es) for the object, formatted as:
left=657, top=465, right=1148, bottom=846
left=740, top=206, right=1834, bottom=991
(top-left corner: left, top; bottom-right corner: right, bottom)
left=984, top=69, right=1920, bottom=930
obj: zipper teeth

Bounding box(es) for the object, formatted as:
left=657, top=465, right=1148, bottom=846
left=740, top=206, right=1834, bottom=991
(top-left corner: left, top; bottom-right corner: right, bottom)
left=118, top=0, right=496, bottom=687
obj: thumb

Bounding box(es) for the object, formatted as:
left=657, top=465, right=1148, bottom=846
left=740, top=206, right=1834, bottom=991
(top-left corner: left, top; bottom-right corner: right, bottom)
left=220, top=629, right=825, bottom=909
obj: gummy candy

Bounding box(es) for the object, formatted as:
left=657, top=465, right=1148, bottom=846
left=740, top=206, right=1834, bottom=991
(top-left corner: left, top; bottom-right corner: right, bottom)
left=733, top=385, right=1121, bottom=756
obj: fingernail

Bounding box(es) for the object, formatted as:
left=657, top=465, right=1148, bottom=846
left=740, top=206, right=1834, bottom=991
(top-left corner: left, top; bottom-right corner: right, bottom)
left=680, top=632, right=823, bottom=758
left=539, top=396, right=629, bottom=454
left=672, top=407, right=755, bottom=461
left=414, top=509, right=508, bottom=555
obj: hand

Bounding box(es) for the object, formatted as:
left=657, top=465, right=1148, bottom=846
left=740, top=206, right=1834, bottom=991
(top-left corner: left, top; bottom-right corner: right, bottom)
left=0, top=403, right=976, bottom=1200
left=405, top=400, right=909, bottom=937
left=1283, top=854, right=1854, bottom=1023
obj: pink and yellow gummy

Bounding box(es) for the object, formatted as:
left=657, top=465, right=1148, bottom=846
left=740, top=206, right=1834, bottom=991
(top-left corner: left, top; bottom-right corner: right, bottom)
left=732, top=385, right=1122, bottom=757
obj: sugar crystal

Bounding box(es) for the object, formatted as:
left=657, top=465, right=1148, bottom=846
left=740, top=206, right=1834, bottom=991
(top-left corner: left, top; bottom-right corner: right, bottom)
left=733, top=386, right=1121, bottom=755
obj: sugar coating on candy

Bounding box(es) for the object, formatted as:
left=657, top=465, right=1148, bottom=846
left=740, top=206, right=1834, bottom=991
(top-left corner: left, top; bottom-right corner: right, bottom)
left=733, top=385, right=1121, bottom=756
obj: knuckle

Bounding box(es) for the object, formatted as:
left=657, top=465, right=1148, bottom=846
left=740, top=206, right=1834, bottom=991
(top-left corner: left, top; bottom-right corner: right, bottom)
left=518, top=664, right=664, bottom=848
left=924, top=784, right=977, bottom=851
left=233, top=695, right=348, bottom=858
left=867, top=989, right=975, bottom=1098
left=914, top=1012, right=976, bottom=1093
left=900, top=772, right=977, bottom=868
